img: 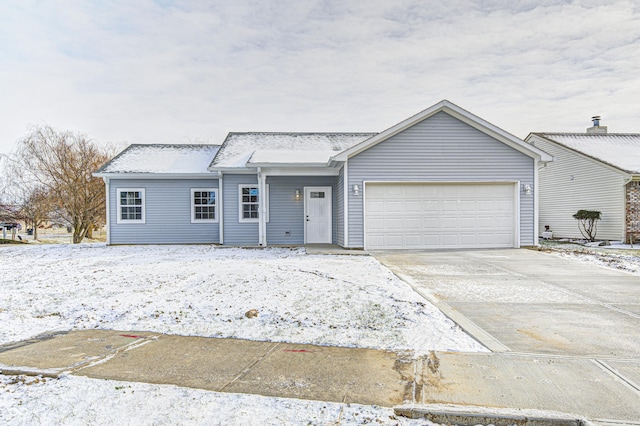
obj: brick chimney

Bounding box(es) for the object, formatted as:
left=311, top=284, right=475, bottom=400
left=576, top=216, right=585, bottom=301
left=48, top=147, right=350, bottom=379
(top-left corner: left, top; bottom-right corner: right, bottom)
left=587, top=115, right=607, bottom=134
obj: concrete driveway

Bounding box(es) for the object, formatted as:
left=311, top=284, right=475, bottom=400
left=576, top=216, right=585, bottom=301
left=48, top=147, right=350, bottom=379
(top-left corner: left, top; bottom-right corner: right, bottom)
left=373, top=249, right=640, bottom=358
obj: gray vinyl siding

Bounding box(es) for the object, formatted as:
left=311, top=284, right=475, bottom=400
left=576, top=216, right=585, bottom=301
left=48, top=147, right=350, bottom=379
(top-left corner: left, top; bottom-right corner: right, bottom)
left=347, top=111, right=535, bottom=248
left=222, top=174, right=259, bottom=245
left=266, top=176, right=338, bottom=245
left=109, top=178, right=219, bottom=244
left=529, top=135, right=626, bottom=240
left=336, top=167, right=345, bottom=246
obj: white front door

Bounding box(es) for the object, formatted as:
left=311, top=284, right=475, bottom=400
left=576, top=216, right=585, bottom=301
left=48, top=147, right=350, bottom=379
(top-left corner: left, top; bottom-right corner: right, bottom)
left=304, top=186, right=332, bottom=244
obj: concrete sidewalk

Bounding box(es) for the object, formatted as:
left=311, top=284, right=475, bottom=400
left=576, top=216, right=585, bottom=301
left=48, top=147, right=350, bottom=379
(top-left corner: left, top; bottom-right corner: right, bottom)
left=2, top=330, right=640, bottom=424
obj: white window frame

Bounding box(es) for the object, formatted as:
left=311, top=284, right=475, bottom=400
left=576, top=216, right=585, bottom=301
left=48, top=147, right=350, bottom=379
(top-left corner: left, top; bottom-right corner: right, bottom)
left=116, top=188, right=146, bottom=224
left=238, top=184, right=269, bottom=223
left=191, top=188, right=219, bottom=223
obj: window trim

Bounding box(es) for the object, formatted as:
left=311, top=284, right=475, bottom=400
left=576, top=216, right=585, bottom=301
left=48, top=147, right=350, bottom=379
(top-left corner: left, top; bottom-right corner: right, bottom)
left=116, top=188, right=146, bottom=224
left=238, top=184, right=269, bottom=223
left=191, top=188, right=219, bottom=223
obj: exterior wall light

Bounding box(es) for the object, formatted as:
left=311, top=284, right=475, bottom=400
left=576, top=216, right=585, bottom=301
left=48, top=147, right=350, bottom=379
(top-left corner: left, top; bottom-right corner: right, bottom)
left=353, top=184, right=360, bottom=196
left=523, top=184, right=532, bottom=195
left=294, top=189, right=301, bottom=200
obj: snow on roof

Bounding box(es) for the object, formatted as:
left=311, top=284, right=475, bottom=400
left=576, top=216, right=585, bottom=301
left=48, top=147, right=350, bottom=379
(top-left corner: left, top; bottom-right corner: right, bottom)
left=538, top=133, right=640, bottom=174
left=97, top=144, right=220, bottom=174
left=210, top=133, right=376, bottom=168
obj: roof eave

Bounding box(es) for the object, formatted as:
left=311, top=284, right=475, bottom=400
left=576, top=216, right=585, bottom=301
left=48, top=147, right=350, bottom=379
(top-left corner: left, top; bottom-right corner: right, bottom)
left=93, top=172, right=219, bottom=179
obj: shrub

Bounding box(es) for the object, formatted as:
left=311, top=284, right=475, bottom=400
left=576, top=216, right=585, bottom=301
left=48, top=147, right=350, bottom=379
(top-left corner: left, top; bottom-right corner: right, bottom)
left=572, top=210, right=601, bottom=242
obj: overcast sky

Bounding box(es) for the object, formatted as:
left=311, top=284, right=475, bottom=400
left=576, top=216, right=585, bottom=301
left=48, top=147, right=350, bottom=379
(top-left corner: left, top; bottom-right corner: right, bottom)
left=1, top=0, right=639, bottom=155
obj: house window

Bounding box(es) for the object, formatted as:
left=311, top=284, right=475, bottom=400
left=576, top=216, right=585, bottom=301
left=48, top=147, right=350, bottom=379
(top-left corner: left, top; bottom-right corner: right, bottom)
left=191, top=188, right=218, bottom=223
left=238, top=184, right=269, bottom=223
left=117, top=188, right=145, bottom=224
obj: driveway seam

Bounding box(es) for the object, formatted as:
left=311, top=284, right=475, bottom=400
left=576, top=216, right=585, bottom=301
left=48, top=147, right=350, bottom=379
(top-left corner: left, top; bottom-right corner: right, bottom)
left=219, top=342, right=281, bottom=391
left=592, top=359, right=640, bottom=396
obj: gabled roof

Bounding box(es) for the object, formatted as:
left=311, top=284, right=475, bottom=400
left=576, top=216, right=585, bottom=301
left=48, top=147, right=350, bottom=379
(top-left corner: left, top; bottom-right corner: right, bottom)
left=209, top=132, right=376, bottom=169
left=529, top=132, right=640, bottom=175
left=95, top=144, right=221, bottom=176
left=331, top=100, right=553, bottom=162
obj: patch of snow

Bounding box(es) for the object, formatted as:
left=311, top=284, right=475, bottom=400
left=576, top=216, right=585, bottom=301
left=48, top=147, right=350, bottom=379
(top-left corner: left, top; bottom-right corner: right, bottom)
left=211, top=133, right=375, bottom=168
left=0, top=374, right=434, bottom=425
left=0, top=244, right=485, bottom=355
left=539, top=241, right=640, bottom=275
left=98, top=144, right=220, bottom=174
left=539, top=133, right=640, bottom=174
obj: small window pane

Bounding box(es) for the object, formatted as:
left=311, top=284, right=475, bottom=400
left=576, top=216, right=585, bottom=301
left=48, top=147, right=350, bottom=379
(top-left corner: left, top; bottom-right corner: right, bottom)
left=310, top=192, right=325, bottom=198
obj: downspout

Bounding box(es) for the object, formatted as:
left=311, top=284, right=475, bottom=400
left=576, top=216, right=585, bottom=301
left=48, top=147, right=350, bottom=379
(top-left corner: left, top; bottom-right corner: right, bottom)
left=533, top=158, right=539, bottom=246
left=218, top=171, right=224, bottom=245
left=102, top=177, right=111, bottom=245
left=622, top=174, right=634, bottom=242
left=257, top=167, right=267, bottom=246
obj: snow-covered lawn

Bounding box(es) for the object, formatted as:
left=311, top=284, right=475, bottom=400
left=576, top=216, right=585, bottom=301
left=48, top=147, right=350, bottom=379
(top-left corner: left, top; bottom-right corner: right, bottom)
left=0, top=244, right=483, bottom=353
left=1, top=243, right=477, bottom=425
left=538, top=240, right=640, bottom=275
left=1, top=374, right=435, bottom=426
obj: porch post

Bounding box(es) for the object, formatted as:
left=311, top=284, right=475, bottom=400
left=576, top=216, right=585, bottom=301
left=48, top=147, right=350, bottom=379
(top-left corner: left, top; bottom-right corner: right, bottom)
left=258, top=168, right=267, bottom=246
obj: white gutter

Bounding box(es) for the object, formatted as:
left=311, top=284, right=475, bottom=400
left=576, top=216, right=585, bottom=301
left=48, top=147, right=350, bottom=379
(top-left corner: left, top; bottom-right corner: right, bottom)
left=102, top=177, right=111, bottom=245
left=93, top=172, right=218, bottom=179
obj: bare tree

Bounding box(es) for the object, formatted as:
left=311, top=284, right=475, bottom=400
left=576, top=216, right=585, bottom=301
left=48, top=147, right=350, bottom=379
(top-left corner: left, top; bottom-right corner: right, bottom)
left=19, top=186, right=54, bottom=240
left=9, top=125, right=112, bottom=243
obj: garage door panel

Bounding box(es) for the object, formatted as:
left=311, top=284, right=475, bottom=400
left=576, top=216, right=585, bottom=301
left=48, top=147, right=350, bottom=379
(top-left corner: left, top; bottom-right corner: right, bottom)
left=459, top=200, right=476, bottom=213
left=423, top=217, right=439, bottom=228
left=405, top=201, right=421, bottom=212
left=368, top=218, right=384, bottom=230
left=460, top=218, right=476, bottom=229
left=442, top=201, right=458, bottom=211
left=422, top=201, right=439, bottom=212
left=441, top=217, right=458, bottom=229
left=405, top=218, right=421, bottom=229
left=459, top=234, right=477, bottom=245
left=368, top=200, right=385, bottom=213
left=387, top=235, right=404, bottom=246
left=386, top=201, right=403, bottom=213
left=387, top=218, right=404, bottom=230
left=365, top=183, right=517, bottom=249
left=442, top=234, right=459, bottom=245
left=405, top=235, right=421, bottom=246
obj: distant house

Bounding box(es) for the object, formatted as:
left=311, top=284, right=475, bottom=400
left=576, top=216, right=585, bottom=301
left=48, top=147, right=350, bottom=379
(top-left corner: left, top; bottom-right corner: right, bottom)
left=526, top=118, right=640, bottom=242
left=94, top=100, right=551, bottom=249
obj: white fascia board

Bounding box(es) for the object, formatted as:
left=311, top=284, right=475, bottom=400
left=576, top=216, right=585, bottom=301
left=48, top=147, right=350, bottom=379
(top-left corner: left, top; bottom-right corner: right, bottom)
left=527, top=133, right=633, bottom=180
left=260, top=166, right=340, bottom=176
left=207, top=167, right=256, bottom=174
left=210, top=166, right=340, bottom=176
left=92, top=173, right=219, bottom=179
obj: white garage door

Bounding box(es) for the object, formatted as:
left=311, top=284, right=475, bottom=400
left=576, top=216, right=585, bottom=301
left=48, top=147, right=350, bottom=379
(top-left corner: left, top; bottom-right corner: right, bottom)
left=365, top=182, right=516, bottom=249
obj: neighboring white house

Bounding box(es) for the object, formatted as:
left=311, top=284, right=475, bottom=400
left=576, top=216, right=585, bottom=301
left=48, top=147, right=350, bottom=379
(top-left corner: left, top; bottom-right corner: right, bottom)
left=526, top=118, right=640, bottom=243
left=95, top=100, right=552, bottom=249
